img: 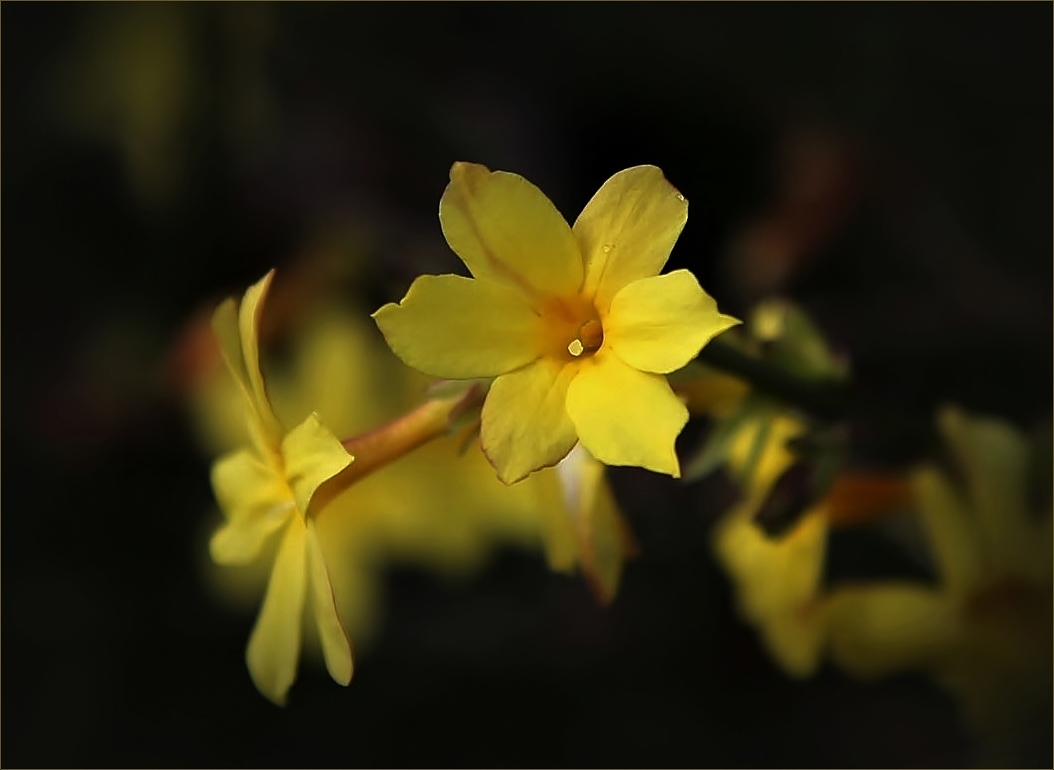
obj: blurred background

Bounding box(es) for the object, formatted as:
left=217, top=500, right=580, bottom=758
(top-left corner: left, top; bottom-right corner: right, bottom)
left=3, top=3, right=1050, bottom=766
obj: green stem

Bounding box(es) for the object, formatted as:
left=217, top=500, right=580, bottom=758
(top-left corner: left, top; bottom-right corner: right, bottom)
left=695, top=338, right=849, bottom=421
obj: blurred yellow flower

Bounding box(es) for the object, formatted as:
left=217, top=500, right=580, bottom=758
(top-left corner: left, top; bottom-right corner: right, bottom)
left=374, top=162, right=739, bottom=483
left=712, top=414, right=829, bottom=677
left=209, top=271, right=354, bottom=705
left=503, top=444, right=638, bottom=605
left=681, top=297, right=846, bottom=485
left=825, top=408, right=1053, bottom=760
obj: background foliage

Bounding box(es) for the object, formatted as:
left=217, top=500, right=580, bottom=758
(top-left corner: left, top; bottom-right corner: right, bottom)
left=4, top=4, right=1050, bottom=766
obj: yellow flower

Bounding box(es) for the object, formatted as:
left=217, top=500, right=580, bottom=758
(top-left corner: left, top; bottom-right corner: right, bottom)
left=374, top=163, right=739, bottom=483
left=825, top=408, right=1052, bottom=759
left=712, top=414, right=829, bottom=677
left=209, top=270, right=354, bottom=705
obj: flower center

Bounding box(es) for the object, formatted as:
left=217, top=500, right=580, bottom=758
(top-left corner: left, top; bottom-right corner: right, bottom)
left=567, top=319, right=604, bottom=357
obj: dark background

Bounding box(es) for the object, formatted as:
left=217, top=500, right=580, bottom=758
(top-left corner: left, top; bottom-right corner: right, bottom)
left=3, top=3, right=1050, bottom=767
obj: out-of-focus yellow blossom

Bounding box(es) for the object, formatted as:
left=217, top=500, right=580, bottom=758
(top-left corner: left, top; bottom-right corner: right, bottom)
left=824, top=408, right=1053, bottom=760
left=681, top=298, right=847, bottom=485
left=709, top=412, right=914, bottom=679
left=712, top=414, right=829, bottom=677
left=209, top=271, right=354, bottom=705
left=374, top=163, right=739, bottom=483
left=698, top=298, right=896, bottom=676
left=535, top=445, right=638, bottom=604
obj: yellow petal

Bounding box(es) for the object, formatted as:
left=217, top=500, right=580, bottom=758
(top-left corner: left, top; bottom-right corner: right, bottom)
left=824, top=584, right=961, bottom=680
left=246, top=518, right=308, bottom=705
left=373, top=274, right=543, bottom=379
left=712, top=502, right=828, bottom=678
left=727, top=413, right=804, bottom=495
left=238, top=270, right=281, bottom=432
left=480, top=358, right=579, bottom=484
left=313, top=496, right=386, bottom=645
left=212, top=297, right=251, bottom=403
left=211, top=448, right=285, bottom=519
left=439, top=162, right=584, bottom=299
left=913, top=466, right=982, bottom=599
left=557, top=446, right=630, bottom=603
left=188, top=359, right=255, bottom=456
left=938, top=408, right=1039, bottom=577
left=713, top=508, right=827, bottom=625
left=574, top=165, right=688, bottom=313
left=761, top=609, right=826, bottom=679
left=212, top=271, right=282, bottom=441
left=565, top=351, right=687, bottom=476
left=604, top=270, right=740, bottom=374
left=583, top=476, right=629, bottom=604
left=209, top=449, right=292, bottom=564
left=281, top=413, right=353, bottom=516
left=211, top=513, right=291, bottom=566
left=291, top=307, right=414, bottom=437
left=538, top=495, right=581, bottom=573
left=522, top=467, right=581, bottom=572
left=305, top=521, right=353, bottom=686
left=555, top=443, right=602, bottom=514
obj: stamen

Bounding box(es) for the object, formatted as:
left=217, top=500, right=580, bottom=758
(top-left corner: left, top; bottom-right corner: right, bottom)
left=567, top=319, right=604, bottom=358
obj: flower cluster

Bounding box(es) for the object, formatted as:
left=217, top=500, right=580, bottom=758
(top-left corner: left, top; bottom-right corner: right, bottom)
left=186, top=159, right=1047, bottom=763
left=692, top=303, right=1052, bottom=762
left=202, top=279, right=628, bottom=703
left=194, top=163, right=735, bottom=702
left=826, top=408, right=1052, bottom=760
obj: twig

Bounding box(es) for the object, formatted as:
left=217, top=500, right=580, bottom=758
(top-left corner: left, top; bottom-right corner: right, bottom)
left=696, top=338, right=849, bottom=422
